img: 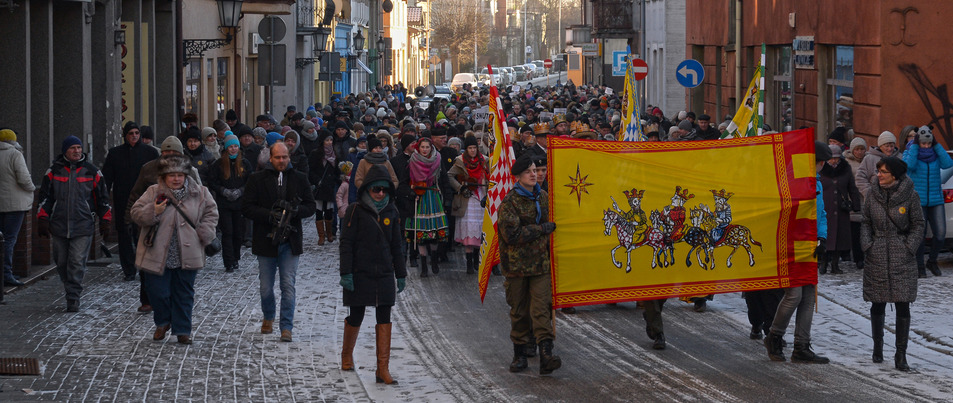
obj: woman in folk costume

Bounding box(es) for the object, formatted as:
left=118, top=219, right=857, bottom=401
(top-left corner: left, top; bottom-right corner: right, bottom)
left=405, top=137, right=449, bottom=277
left=448, top=135, right=489, bottom=274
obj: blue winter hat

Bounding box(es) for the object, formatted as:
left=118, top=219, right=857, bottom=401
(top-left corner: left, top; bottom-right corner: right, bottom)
left=266, top=132, right=284, bottom=146
left=62, top=136, right=82, bottom=155
left=223, top=134, right=240, bottom=149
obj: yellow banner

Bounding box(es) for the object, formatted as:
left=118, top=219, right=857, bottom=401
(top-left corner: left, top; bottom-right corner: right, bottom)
left=548, top=129, right=820, bottom=307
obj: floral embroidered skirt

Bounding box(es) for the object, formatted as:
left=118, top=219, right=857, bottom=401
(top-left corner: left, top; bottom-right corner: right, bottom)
left=405, top=188, right=448, bottom=244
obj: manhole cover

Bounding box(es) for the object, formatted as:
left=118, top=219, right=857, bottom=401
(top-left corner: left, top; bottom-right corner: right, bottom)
left=0, top=358, right=40, bottom=375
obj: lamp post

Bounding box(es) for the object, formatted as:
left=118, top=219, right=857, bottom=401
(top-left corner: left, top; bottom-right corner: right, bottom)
left=376, top=36, right=387, bottom=85
left=183, top=0, right=244, bottom=66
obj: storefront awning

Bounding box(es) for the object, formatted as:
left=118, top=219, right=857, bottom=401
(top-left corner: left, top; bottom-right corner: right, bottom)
left=356, top=59, right=373, bottom=74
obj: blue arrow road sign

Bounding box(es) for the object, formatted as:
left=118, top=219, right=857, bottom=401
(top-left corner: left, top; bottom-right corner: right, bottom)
left=675, top=59, right=704, bottom=88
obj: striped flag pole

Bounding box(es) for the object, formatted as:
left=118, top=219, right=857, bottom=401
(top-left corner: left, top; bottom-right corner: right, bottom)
left=756, top=43, right=766, bottom=136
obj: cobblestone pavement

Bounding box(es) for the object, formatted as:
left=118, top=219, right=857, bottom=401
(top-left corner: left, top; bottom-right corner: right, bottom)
left=0, top=222, right=457, bottom=402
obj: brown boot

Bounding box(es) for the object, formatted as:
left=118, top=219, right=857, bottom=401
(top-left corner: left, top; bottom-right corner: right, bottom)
left=316, top=220, right=326, bottom=246
left=261, top=319, right=274, bottom=334
left=342, top=320, right=360, bottom=371
left=325, top=220, right=336, bottom=243
left=375, top=323, right=398, bottom=384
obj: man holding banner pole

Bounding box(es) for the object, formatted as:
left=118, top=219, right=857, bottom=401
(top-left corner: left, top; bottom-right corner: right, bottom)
left=764, top=141, right=831, bottom=364
left=497, top=153, right=561, bottom=375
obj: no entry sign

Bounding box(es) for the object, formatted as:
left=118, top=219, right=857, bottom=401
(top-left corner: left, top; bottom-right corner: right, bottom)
left=631, top=58, right=648, bottom=81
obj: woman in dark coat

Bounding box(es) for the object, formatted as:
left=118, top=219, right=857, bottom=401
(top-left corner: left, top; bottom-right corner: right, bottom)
left=308, top=132, right=341, bottom=245
left=819, top=144, right=862, bottom=274
left=338, top=164, right=407, bottom=385
left=860, top=156, right=924, bottom=371
left=206, top=135, right=253, bottom=272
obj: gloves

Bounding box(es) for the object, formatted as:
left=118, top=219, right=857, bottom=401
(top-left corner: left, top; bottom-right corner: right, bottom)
left=541, top=222, right=557, bottom=235
left=340, top=274, right=354, bottom=292
left=397, top=278, right=406, bottom=293
left=224, top=188, right=244, bottom=201
left=100, top=219, right=111, bottom=239
left=813, top=238, right=827, bottom=260
left=460, top=188, right=473, bottom=199
left=37, top=218, right=50, bottom=237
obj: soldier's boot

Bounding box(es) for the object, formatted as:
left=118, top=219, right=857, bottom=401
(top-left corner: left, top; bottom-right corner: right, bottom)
left=316, top=220, right=326, bottom=246
left=830, top=258, right=843, bottom=274
left=871, top=314, right=885, bottom=363
left=791, top=342, right=830, bottom=364
left=524, top=335, right=537, bottom=358
left=375, top=323, right=398, bottom=384
left=325, top=220, right=337, bottom=243
left=895, top=317, right=911, bottom=371
left=341, top=319, right=360, bottom=371
left=538, top=339, right=562, bottom=375
left=419, top=256, right=429, bottom=277
left=764, top=332, right=786, bottom=361
left=509, top=344, right=528, bottom=373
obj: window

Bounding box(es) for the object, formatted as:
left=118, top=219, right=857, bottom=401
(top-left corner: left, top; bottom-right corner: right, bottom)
left=217, top=57, right=228, bottom=118
left=827, top=46, right=853, bottom=130
left=185, top=60, right=201, bottom=115
left=774, top=46, right=793, bottom=132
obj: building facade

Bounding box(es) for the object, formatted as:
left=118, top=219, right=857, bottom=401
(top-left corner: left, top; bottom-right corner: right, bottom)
left=644, top=0, right=686, bottom=116
left=687, top=0, right=953, bottom=143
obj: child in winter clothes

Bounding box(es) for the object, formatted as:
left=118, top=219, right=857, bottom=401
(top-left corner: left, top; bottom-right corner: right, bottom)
left=336, top=161, right=353, bottom=219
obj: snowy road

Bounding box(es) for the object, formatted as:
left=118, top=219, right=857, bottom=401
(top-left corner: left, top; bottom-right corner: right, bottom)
left=1, top=220, right=953, bottom=401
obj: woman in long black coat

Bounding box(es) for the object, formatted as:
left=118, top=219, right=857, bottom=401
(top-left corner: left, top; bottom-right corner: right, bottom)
left=860, top=156, right=924, bottom=371
left=308, top=132, right=341, bottom=245
left=338, top=164, right=407, bottom=385
left=819, top=144, right=862, bottom=274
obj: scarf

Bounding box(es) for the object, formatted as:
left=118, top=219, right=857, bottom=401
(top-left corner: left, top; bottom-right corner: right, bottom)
left=323, top=144, right=336, bottom=166
left=360, top=190, right=390, bottom=213
left=410, top=149, right=441, bottom=184
left=301, top=129, right=318, bottom=141
left=918, top=145, right=938, bottom=163
left=464, top=152, right=487, bottom=182
left=513, top=183, right=542, bottom=224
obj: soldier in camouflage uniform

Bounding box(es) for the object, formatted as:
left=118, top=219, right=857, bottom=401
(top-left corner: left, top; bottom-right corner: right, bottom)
left=497, top=153, right=561, bottom=375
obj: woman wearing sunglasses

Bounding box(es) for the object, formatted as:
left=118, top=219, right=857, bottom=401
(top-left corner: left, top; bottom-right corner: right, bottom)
left=338, top=165, right=407, bottom=385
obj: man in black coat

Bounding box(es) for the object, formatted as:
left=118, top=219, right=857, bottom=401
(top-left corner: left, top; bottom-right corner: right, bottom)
left=242, top=143, right=316, bottom=343
left=390, top=134, right=417, bottom=265
left=101, top=121, right=159, bottom=281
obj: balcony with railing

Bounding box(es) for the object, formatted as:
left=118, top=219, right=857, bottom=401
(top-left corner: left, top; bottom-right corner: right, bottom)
left=590, top=0, right=633, bottom=38
left=297, top=0, right=332, bottom=32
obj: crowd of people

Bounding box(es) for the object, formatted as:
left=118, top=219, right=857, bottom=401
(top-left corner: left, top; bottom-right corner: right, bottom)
left=0, top=80, right=947, bottom=377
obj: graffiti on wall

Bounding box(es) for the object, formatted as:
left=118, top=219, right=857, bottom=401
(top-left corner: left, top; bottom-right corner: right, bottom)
left=899, top=63, right=953, bottom=144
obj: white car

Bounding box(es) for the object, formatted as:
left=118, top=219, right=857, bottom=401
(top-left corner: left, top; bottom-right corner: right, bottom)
left=450, top=73, right=480, bottom=92
left=480, top=67, right=503, bottom=86
left=499, top=67, right=515, bottom=85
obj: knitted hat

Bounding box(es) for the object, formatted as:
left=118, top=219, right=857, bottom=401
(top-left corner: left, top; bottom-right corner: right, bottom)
left=400, top=134, right=417, bottom=151
left=183, top=127, right=202, bottom=142
left=828, top=127, right=848, bottom=144
left=161, top=136, right=184, bottom=154
left=338, top=160, right=354, bottom=176
left=367, top=136, right=383, bottom=151
left=253, top=127, right=267, bottom=139
left=62, top=136, right=83, bottom=155
left=0, top=128, right=16, bottom=142
left=849, top=137, right=867, bottom=151
left=140, top=126, right=155, bottom=141
left=301, top=120, right=315, bottom=132
left=878, top=131, right=897, bottom=147
left=123, top=121, right=140, bottom=136
left=828, top=144, right=842, bottom=156
left=202, top=127, right=217, bottom=139
left=677, top=120, right=693, bottom=131
left=464, top=135, right=479, bottom=149
left=353, top=122, right=365, bottom=132
left=157, top=154, right=192, bottom=176
left=266, top=132, right=284, bottom=146
left=917, top=125, right=934, bottom=144
left=223, top=134, right=240, bottom=149
left=448, top=137, right=463, bottom=149
left=677, top=111, right=688, bottom=120
left=815, top=141, right=832, bottom=161
left=510, top=153, right=535, bottom=176
left=225, top=109, right=238, bottom=121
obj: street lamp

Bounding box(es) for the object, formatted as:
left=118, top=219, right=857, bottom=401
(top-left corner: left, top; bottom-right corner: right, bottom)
left=313, top=27, right=332, bottom=53
left=353, top=30, right=365, bottom=54
left=183, top=0, right=244, bottom=65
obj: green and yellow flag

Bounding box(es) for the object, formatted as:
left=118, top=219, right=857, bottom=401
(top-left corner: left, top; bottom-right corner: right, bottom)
left=722, top=44, right=766, bottom=138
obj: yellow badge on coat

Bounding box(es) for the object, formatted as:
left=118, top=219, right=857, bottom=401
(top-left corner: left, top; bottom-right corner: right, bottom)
left=899, top=207, right=906, bottom=214
left=383, top=218, right=391, bottom=226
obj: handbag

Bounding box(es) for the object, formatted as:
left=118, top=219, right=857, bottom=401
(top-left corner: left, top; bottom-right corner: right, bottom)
left=169, top=199, right=222, bottom=256
left=142, top=225, right=159, bottom=247
left=838, top=192, right=853, bottom=211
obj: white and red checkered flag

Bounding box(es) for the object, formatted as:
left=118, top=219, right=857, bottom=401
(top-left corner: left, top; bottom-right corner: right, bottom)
left=478, top=65, right=516, bottom=301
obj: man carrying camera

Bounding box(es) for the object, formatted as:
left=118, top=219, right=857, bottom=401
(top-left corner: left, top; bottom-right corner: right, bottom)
left=243, top=143, right=316, bottom=342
